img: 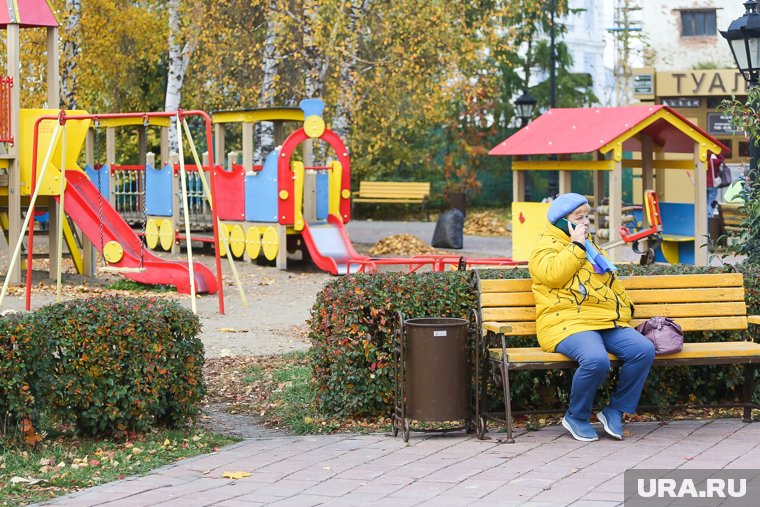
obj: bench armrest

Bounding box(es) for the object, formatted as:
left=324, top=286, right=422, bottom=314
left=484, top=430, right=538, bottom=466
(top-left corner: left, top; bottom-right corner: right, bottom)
left=748, top=315, right=760, bottom=326
left=482, top=322, right=513, bottom=335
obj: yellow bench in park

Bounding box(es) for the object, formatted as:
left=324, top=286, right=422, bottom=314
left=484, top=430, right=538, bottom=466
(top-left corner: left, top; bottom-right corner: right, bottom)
left=352, top=181, right=431, bottom=218
left=472, top=271, right=760, bottom=442
left=718, top=202, right=746, bottom=236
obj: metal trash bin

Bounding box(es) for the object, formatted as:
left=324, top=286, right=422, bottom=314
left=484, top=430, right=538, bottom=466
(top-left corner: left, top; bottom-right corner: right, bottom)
left=393, top=315, right=471, bottom=441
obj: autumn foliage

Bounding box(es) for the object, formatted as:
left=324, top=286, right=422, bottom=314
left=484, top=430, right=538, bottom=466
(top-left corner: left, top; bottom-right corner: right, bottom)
left=309, top=271, right=476, bottom=417
left=0, top=296, right=205, bottom=444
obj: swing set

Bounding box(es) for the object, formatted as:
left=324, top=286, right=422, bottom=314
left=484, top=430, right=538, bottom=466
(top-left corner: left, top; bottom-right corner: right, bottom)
left=0, top=109, right=246, bottom=315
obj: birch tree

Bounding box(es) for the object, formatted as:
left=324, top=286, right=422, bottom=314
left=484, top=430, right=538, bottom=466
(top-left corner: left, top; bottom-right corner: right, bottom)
left=254, top=0, right=282, bottom=167
left=331, top=0, right=370, bottom=142
left=60, top=0, right=81, bottom=109
left=165, top=0, right=198, bottom=152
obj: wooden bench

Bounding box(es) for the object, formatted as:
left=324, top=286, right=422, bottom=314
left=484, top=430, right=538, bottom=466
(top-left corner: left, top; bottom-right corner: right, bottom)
left=352, top=181, right=431, bottom=218
left=471, top=271, right=760, bottom=443
left=718, top=202, right=746, bottom=236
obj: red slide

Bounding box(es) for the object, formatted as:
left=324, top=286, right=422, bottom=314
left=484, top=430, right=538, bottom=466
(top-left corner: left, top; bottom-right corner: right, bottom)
left=57, top=170, right=217, bottom=294
left=300, top=214, right=370, bottom=275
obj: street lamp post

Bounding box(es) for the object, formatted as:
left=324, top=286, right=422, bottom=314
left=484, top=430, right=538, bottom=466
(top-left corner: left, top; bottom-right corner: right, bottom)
left=515, top=92, right=537, bottom=128
left=721, top=0, right=760, bottom=174
left=515, top=91, right=537, bottom=201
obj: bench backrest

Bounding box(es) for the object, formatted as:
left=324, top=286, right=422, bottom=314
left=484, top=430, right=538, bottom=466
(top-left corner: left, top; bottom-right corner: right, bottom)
left=358, top=181, right=431, bottom=199
left=718, top=203, right=745, bottom=233
left=478, top=273, right=747, bottom=336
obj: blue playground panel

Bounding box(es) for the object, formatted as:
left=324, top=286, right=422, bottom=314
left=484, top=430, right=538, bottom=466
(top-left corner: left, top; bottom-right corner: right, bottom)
left=84, top=163, right=109, bottom=198
left=145, top=163, right=173, bottom=217
left=245, top=150, right=279, bottom=222
left=654, top=202, right=695, bottom=265
left=316, top=172, right=329, bottom=220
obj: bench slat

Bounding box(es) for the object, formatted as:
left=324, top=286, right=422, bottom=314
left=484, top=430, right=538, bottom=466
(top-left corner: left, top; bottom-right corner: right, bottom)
left=483, top=316, right=748, bottom=338
left=352, top=198, right=427, bottom=203
left=627, top=287, right=745, bottom=304
left=483, top=307, right=536, bottom=322
left=481, top=292, right=535, bottom=307
left=481, top=287, right=747, bottom=307
left=620, top=273, right=744, bottom=289
left=480, top=273, right=743, bottom=295
left=633, top=301, right=746, bottom=318
left=480, top=278, right=533, bottom=293
left=489, top=341, right=760, bottom=364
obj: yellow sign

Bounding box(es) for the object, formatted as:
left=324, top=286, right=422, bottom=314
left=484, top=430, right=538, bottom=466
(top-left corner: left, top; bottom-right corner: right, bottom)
left=655, top=69, right=747, bottom=97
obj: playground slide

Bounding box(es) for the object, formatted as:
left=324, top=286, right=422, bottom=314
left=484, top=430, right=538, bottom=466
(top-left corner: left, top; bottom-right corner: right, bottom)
left=57, top=170, right=218, bottom=294
left=301, top=214, right=369, bottom=275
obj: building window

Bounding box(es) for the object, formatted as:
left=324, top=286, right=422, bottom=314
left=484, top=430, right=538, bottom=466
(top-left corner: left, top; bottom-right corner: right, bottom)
left=681, top=10, right=716, bottom=37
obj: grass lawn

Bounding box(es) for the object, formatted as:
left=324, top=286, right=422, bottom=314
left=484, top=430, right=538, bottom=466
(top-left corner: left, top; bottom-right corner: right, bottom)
left=0, top=429, right=237, bottom=507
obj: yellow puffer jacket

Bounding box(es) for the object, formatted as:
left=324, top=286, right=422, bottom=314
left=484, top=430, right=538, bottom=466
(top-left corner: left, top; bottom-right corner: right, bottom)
left=528, top=223, right=634, bottom=352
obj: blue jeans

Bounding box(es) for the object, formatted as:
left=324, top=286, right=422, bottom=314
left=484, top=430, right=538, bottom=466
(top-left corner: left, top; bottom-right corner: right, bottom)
left=555, top=327, right=655, bottom=420
left=707, top=187, right=718, bottom=218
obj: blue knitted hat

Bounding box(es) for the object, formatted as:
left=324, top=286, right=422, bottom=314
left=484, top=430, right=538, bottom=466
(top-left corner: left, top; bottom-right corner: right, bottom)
left=546, top=193, right=589, bottom=224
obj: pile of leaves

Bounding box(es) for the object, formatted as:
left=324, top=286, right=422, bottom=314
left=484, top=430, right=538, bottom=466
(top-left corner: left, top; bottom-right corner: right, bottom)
left=463, top=211, right=509, bottom=236
left=368, top=234, right=438, bottom=256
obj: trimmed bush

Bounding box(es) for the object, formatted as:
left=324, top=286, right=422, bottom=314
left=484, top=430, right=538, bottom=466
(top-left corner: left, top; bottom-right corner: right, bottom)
left=310, top=271, right=476, bottom=417
left=34, top=296, right=205, bottom=435
left=0, top=313, right=53, bottom=444
left=0, top=296, right=205, bottom=441
left=310, top=263, right=760, bottom=419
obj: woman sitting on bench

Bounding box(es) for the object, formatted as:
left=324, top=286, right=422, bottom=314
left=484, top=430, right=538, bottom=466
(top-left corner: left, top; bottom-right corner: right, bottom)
left=528, top=193, right=655, bottom=442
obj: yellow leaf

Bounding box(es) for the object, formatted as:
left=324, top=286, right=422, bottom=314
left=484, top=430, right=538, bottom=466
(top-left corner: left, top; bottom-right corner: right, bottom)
left=223, top=471, right=252, bottom=480
left=163, top=439, right=171, bottom=447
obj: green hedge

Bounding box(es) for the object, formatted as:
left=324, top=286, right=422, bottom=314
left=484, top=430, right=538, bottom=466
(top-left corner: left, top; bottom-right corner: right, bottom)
left=309, top=271, right=476, bottom=416
left=0, top=314, right=53, bottom=443
left=0, top=296, right=205, bottom=442
left=310, top=263, right=760, bottom=418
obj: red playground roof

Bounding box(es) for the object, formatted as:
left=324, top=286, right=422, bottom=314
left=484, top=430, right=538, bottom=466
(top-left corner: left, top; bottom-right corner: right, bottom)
left=0, top=0, right=58, bottom=28
left=489, top=105, right=729, bottom=157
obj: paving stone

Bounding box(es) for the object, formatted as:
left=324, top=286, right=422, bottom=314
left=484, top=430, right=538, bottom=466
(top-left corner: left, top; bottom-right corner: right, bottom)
left=38, top=419, right=757, bottom=506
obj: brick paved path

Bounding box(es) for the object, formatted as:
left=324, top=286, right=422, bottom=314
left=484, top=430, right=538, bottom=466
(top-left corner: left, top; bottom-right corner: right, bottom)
left=40, top=419, right=760, bottom=506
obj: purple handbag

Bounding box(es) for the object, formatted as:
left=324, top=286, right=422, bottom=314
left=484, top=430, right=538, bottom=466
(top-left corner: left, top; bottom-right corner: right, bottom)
left=635, top=316, right=684, bottom=355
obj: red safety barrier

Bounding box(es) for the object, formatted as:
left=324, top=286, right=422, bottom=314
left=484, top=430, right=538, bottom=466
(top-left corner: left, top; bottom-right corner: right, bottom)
left=345, top=255, right=523, bottom=274
left=0, top=76, right=13, bottom=144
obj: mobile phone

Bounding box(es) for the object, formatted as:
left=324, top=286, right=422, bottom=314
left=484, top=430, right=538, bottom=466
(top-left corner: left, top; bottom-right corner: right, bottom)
left=555, top=217, right=574, bottom=235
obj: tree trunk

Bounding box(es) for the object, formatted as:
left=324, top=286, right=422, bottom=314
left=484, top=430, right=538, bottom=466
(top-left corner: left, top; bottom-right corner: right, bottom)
left=61, top=0, right=81, bottom=109
left=303, top=0, right=324, bottom=100
left=332, top=0, right=369, bottom=142
left=165, top=0, right=197, bottom=153
left=254, top=0, right=281, bottom=167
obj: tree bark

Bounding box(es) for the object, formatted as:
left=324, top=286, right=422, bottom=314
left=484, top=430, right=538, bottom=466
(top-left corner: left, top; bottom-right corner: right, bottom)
left=332, top=0, right=369, bottom=142
left=254, top=0, right=281, bottom=167
left=61, top=0, right=81, bottom=109
left=165, top=0, right=197, bottom=153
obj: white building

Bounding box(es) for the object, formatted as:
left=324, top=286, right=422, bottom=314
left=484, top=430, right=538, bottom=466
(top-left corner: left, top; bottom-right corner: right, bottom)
left=562, top=0, right=614, bottom=105
left=641, top=1, right=745, bottom=70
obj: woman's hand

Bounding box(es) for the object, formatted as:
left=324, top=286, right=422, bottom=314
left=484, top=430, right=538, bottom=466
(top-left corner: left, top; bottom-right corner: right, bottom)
left=568, top=221, right=588, bottom=244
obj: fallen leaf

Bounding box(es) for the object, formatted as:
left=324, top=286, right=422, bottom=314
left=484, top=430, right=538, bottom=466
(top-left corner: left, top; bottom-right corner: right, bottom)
left=223, top=471, right=252, bottom=480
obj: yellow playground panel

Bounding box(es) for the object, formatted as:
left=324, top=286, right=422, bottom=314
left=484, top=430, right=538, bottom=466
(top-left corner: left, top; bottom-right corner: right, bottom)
left=511, top=202, right=550, bottom=262
left=17, top=109, right=90, bottom=196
